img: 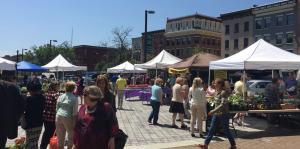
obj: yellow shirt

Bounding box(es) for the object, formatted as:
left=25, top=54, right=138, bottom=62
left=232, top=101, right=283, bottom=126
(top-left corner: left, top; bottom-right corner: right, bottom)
left=116, top=77, right=127, bottom=90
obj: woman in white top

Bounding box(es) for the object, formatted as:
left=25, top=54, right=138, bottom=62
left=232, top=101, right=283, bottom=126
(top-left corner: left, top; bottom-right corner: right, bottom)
left=188, top=77, right=207, bottom=137
left=169, top=77, right=187, bottom=129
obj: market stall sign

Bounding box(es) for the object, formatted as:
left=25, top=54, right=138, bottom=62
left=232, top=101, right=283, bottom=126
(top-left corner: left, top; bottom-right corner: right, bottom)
left=214, top=70, right=227, bottom=80
left=168, top=68, right=189, bottom=75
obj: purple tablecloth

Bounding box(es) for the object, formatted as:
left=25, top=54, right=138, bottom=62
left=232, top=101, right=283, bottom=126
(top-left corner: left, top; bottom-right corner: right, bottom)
left=124, top=88, right=150, bottom=100
left=139, top=91, right=151, bottom=102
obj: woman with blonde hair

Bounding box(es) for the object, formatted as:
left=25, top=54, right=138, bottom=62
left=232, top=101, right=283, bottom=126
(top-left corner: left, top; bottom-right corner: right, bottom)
left=169, top=77, right=187, bottom=128
left=188, top=77, right=207, bottom=138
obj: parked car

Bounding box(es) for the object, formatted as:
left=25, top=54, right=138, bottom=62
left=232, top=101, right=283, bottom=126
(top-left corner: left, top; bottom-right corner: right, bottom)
left=247, top=80, right=271, bottom=96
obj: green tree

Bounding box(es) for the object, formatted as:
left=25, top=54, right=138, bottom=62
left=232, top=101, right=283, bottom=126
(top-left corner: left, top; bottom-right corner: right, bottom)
left=192, top=47, right=203, bottom=55
left=24, top=41, right=74, bottom=65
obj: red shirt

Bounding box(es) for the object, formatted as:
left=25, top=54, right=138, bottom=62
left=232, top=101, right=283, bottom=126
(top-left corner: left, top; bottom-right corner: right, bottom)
left=73, top=102, right=119, bottom=149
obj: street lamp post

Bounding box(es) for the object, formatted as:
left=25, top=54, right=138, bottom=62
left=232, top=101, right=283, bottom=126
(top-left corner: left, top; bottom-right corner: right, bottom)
left=144, top=10, right=155, bottom=62
left=21, top=49, right=27, bottom=61
left=50, top=40, right=57, bottom=47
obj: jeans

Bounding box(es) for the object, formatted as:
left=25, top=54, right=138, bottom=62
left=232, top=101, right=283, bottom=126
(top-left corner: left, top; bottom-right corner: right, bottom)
left=40, top=121, right=56, bottom=149
left=205, top=114, right=235, bottom=146
left=148, top=100, right=161, bottom=124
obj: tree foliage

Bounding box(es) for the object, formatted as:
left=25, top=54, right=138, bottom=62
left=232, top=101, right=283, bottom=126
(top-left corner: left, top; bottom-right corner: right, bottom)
left=111, top=26, right=133, bottom=63
left=24, top=41, right=74, bottom=65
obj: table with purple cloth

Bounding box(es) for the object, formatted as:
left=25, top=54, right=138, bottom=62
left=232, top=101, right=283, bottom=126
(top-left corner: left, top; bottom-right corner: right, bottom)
left=139, top=91, right=151, bottom=104
left=124, top=88, right=150, bottom=101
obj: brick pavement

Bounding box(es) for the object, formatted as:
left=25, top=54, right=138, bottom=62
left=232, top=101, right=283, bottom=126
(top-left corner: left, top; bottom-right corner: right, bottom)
left=6, top=98, right=300, bottom=149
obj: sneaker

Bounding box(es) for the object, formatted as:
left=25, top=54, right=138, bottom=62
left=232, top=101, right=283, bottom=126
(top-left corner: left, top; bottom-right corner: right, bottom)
left=176, top=119, right=181, bottom=121
left=181, top=124, right=187, bottom=129
left=171, top=125, right=178, bottom=128
left=153, top=122, right=159, bottom=125
left=148, top=120, right=152, bottom=124
left=197, top=144, right=208, bottom=149
left=191, top=133, right=196, bottom=137
left=230, top=145, right=237, bottom=149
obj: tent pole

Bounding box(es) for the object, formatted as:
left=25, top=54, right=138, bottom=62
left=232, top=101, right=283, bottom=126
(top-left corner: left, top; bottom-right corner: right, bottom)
left=243, top=70, right=246, bottom=101
left=272, top=70, right=274, bottom=78
left=62, top=71, right=64, bottom=82
left=208, top=68, right=211, bottom=86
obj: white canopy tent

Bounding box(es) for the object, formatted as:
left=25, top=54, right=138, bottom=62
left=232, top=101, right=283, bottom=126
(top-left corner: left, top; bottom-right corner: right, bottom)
left=43, top=54, right=87, bottom=71
left=0, top=57, right=16, bottom=70
left=135, top=50, right=182, bottom=69
left=210, top=39, right=300, bottom=70
left=209, top=39, right=300, bottom=99
left=107, top=61, right=147, bottom=73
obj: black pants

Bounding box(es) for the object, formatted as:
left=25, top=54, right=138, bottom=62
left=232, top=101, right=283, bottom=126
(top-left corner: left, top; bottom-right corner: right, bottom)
left=0, top=134, right=7, bottom=149
left=40, top=121, right=56, bottom=149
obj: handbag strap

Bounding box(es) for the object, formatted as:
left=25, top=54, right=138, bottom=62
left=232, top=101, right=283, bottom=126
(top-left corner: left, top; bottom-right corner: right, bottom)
left=52, top=129, right=56, bottom=137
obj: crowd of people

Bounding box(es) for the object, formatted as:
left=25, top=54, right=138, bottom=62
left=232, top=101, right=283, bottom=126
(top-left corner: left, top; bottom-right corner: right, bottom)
left=0, top=74, right=120, bottom=149
left=2, top=70, right=300, bottom=149
left=147, top=75, right=237, bottom=149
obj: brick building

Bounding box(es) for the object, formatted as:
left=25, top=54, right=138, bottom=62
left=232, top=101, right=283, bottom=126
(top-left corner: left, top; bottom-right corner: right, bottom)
left=220, top=9, right=254, bottom=57
left=164, top=13, right=222, bottom=59
left=141, top=29, right=166, bottom=62
left=73, top=45, right=119, bottom=71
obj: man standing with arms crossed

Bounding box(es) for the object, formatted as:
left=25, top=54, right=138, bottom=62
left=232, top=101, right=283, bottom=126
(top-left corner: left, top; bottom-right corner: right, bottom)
left=116, top=74, right=127, bottom=110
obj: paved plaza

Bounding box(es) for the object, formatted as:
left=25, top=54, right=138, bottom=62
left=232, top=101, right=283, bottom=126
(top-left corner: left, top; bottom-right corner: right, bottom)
left=6, top=98, right=300, bottom=149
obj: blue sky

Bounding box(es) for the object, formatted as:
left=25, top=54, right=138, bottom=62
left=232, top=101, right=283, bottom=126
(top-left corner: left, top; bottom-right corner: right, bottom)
left=0, top=0, right=280, bottom=56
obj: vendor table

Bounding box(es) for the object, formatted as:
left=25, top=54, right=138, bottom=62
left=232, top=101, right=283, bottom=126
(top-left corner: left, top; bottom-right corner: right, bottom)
left=230, top=109, right=300, bottom=114
left=229, top=109, right=300, bottom=136
left=124, top=88, right=151, bottom=102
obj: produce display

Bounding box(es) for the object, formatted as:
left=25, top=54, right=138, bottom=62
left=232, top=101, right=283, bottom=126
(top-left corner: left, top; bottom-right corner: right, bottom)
left=228, top=95, right=249, bottom=111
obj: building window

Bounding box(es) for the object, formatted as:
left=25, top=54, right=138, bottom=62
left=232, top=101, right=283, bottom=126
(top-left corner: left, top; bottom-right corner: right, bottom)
left=255, top=36, right=263, bottom=41
left=176, top=49, right=180, bottom=56
left=171, top=41, right=175, bottom=46
left=202, top=38, right=206, bottom=45
left=207, top=39, right=211, bottom=45
left=225, top=25, right=230, bottom=34
left=234, top=23, right=239, bottom=33
left=244, top=38, right=249, bottom=48
left=234, top=39, right=238, bottom=49
left=286, top=33, right=294, bottom=43
left=212, top=39, right=216, bottom=45
left=176, top=39, right=180, bottom=45
left=225, top=40, right=229, bottom=50
left=244, top=22, right=249, bottom=32
left=194, top=37, right=199, bottom=43
left=275, top=33, right=283, bottom=44
left=255, top=19, right=263, bottom=29
left=166, top=40, right=170, bottom=46
left=287, top=14, right=294, bottom=25
left=225, top=54, right=229, bottom=57
left=182, top=38, right=185, bottom=45
left=265, top=17, right=271, bottom=28
left=276, top=15, right=284, bottom=26
left=187, top=38, right=191, bottom=44
left=264, top=34, right=271, bottom=42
